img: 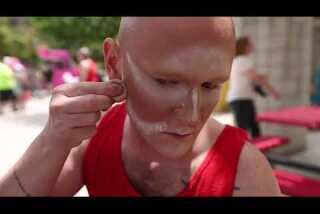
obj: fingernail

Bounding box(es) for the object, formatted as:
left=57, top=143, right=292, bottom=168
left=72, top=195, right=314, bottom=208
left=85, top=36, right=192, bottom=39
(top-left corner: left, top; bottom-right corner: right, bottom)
left=111, top=82, right=123, bottom=94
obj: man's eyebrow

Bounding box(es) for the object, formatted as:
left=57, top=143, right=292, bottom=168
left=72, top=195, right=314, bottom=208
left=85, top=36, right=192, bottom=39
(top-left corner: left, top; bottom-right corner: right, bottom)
left=152, top=70, right=186, bottom=79
left=126, top=52, right=229, bottom=82
left=208, top=75, right=229, bottom=83
left=152, top=71, right=229, bottom=85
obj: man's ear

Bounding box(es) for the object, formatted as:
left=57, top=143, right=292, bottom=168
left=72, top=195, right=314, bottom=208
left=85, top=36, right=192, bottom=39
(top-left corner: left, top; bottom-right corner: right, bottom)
left=103, top=38, right=121, bottom=80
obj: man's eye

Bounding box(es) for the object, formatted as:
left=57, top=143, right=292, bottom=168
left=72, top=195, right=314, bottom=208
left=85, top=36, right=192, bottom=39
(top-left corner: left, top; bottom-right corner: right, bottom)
left=202, top=82, right=220, bottom=90
left=155, top=78, right=178, bottom=85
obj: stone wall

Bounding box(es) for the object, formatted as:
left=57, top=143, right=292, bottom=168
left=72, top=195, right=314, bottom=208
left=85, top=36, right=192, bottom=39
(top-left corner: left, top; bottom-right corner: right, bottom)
left=233, top=17, right=314, bottom=154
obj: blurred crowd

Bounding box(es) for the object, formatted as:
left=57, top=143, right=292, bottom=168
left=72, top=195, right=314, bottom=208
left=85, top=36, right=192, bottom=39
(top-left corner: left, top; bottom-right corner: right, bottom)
left=0, top=46, right=107, bottom=115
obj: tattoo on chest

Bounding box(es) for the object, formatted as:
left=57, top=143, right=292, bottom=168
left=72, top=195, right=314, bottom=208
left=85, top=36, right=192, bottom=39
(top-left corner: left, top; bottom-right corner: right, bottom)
left=181, top=179, right=188, bottom=185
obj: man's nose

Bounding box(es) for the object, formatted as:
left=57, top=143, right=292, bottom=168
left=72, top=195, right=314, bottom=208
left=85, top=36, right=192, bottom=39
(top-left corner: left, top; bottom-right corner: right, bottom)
left=185, top=88, right=201, bottom=127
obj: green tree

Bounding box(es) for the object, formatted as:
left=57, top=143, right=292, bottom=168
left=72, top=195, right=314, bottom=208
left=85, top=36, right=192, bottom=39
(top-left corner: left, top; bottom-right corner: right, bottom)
left=28, top=17, right=121, bottom=64
left=0, top=17, right=37, bottom=62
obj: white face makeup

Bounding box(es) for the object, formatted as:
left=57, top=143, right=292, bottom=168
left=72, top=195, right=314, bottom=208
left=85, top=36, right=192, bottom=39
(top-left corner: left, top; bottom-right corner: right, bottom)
left=122, top=46, right=230, bottom=157
left=125, top=53, right=170, bottom=135
left=191, top=88, right=200, bottom=123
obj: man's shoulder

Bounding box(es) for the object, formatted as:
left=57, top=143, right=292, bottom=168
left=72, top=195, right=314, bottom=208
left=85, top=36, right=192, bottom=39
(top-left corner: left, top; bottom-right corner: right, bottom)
left=237, top=141, right=276, bottom=178
left=233, top=142, right=282, bottom=196
left=238, top=142, right=266, bottom=169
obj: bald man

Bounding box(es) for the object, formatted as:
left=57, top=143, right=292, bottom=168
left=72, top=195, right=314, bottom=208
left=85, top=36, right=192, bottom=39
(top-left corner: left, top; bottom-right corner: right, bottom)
left=0, top=17, right=282, bottom=196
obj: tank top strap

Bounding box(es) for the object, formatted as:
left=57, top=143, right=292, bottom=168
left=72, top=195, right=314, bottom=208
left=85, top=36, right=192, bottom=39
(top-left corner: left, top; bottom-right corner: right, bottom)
left=182, top=125, right=248, bottom=196
left=207, top=125, right=248, bottom=196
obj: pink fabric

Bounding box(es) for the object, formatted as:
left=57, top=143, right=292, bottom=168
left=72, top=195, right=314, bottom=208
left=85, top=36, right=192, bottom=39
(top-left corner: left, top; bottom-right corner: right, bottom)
left=37, top=48, right=71, bottom=63
left=51, top=68, right=67, bottom=87
left=257, top=106, right=320, bottom=129
left=250, top=136, right=289, bottom=152
left=274, top=169, right=320, bottom=196
left=38, top=48, right=79, bottom=87
left=52, top=66, right=79, bottom=87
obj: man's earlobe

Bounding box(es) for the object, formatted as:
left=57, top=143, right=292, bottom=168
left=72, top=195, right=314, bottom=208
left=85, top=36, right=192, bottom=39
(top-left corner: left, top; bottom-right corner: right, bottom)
left=109, top=78, right=127, bottom=102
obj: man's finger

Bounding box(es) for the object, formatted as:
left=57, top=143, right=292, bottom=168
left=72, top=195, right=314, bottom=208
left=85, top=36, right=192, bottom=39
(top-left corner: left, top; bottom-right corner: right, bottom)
left=54, top=81, right=123, bottom=98
left=59, top=94, right=114, bottom=113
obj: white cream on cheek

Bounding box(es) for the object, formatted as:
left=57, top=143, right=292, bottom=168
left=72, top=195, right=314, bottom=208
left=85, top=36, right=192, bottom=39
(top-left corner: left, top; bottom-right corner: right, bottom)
left=156, top=46, right=228, bottom=124
left=125, top=52, right=206, bottom=135
left=126, top=53, right=169, bottom=135
left=126, top=53, right=147, bottom=84
left=128, top=108, right=168, bottom=135
left=126, top=51, right=212, bottom=135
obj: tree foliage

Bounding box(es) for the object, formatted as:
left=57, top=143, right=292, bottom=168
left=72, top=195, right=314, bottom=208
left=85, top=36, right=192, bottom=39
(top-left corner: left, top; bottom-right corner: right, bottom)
left=0, top=17, right=121, bottom=65
left=0, top=18, right=37, bottom=62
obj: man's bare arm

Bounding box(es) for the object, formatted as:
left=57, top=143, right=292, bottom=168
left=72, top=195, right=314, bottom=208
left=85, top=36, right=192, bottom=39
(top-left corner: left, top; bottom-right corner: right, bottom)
left=233, top=143, right=283, bottom=196
left=0, top=82, right=124, bottom=196
left=50, top=141, right=89, bottom=196
left=0, top=130, right=72, bottom=196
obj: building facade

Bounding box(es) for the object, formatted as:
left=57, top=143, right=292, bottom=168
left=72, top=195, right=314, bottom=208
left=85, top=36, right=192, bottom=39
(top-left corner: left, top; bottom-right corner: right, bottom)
left=234, top=17, right=318, bottom=154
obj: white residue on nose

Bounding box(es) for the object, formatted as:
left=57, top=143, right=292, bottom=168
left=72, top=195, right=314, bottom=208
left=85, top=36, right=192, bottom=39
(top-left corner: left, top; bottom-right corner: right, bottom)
left=191, top=88, right=199, bottom=122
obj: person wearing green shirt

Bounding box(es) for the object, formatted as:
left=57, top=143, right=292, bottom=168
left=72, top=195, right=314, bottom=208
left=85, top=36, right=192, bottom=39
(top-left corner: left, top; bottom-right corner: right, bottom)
left=0, top=62, right=18, bottom=113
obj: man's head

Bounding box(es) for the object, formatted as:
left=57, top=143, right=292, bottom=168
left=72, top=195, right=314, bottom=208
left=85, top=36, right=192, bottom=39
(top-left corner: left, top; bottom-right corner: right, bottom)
left=103, top=17, right=236, bottom=157
left=77, top=46, right=91, bottom=61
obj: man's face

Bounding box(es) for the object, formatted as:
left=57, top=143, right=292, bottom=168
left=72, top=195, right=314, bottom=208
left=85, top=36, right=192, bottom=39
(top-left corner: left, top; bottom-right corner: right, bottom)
left=122, top=44, right=233, bottom=152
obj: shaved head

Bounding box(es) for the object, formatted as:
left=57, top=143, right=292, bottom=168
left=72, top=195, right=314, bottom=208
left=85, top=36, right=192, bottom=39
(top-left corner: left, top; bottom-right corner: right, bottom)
left=118, top=17, right=235, bottom=64
left=104, top=17, right=237, bottom=157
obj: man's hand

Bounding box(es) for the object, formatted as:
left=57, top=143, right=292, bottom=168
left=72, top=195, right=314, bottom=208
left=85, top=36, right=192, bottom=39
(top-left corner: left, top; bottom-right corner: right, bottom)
left=43, top=81, right=124, bottom=150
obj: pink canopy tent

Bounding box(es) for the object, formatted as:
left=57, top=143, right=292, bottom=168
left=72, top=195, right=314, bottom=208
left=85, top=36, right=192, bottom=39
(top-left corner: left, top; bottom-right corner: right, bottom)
left=37, top=47, right=79, bottom=87
left=37, top=47, right=72, bottom=64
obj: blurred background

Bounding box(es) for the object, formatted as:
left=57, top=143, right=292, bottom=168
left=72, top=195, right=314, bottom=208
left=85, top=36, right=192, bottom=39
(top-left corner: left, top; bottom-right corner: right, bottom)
left=1, top=17, right=320, bottom=196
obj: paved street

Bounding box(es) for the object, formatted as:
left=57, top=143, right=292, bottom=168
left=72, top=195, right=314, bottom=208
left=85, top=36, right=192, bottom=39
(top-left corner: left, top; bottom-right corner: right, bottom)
left=0, top=96, right=49, bottom=177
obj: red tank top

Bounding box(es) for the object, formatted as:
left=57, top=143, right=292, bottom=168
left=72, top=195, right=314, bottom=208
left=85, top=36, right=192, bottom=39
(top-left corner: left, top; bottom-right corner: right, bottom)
left=85, top=59, right=99, bottom=82
left=83, top=102, right=248, bottom=196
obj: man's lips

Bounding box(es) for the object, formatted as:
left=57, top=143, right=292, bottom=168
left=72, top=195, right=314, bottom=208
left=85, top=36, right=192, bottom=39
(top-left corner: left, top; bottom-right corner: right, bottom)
left=162, top=131, right=194, bottom=138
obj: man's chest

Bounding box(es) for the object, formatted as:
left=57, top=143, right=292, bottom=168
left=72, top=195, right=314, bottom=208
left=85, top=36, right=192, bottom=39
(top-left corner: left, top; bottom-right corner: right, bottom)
left=126, top=167, right=189, bottom=196
left=122, top=153, right=207, bottom=196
